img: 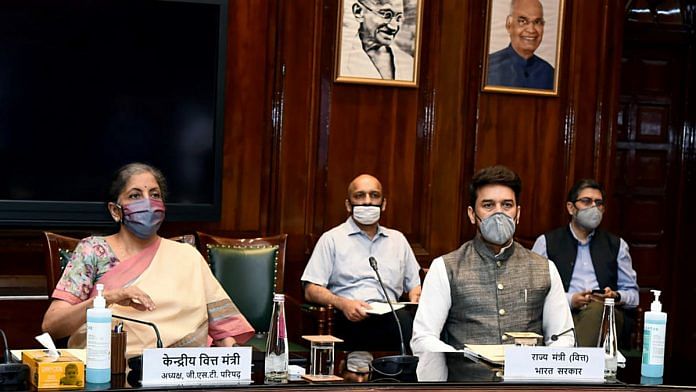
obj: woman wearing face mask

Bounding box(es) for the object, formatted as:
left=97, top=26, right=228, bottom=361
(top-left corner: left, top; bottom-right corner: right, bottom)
left=42, top=163, right=254, bottom=357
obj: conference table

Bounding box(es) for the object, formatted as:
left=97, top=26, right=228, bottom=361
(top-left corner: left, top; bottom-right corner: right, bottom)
left=13, top=352, right=691, bottom=392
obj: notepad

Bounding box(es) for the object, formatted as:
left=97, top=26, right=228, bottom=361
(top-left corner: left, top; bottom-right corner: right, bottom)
left=365, top=302, right=405, bottom=315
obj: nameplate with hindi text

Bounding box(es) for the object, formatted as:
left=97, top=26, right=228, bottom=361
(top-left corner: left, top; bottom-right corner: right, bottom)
left=504, top=346, right=604, bottom=382
left=141, top=347, right=252, bottom=386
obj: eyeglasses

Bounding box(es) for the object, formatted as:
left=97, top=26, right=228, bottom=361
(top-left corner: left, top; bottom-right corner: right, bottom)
left=358, top=1, right=404, bottom=24
left=513, top=16, right=545, bottom=27
left=574, top=197, right=605, bottom=207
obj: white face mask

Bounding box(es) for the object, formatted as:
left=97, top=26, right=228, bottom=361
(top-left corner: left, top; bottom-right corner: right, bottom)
left=575, top=206, right=603, bottom=230
left=352, top=205, right=381, bottom=225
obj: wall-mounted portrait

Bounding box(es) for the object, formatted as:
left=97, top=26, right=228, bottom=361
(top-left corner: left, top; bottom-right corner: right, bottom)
left=482, top=0, right=565, bottom=96
left=334, top=0, right=422, bottom=87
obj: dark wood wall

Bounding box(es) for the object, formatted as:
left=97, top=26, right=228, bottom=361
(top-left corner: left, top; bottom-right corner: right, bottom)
left=209, top=0, right=695, bottom=373
left=2, top=0, right=695, bottom=376
left=216, top=0, right=628, bottom=300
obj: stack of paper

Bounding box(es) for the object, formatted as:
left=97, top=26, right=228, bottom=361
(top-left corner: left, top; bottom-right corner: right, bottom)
left=365, top=302, right=405, bottom=315
left=462, top=344, right=509, bottom=366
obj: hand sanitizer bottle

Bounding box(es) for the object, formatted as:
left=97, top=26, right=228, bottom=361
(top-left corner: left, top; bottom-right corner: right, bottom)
left=641, top=289, right=666, bottom=378
left=86, top=283, right=112, bottom=383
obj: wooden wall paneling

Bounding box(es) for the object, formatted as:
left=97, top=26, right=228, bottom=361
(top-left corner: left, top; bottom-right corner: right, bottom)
left=559, top=0, right=623, bottom=221
left=1, top=300, right=51, bottom=350
left=409, top=0, right=438, bottom=261
left=0, top=232, right=50, bottom=348
left=673, top=29, right=696, bottom=374
left=472, top=0, right=623, bottom=245
left=274, top=0, right=325, bottom=301
left=312, top=2, right=422, bottom=251
left=219, top=0, right=278, bottom=233
left=310, top=0, right=341, bottom=248
left=615, top=3, right=694, bottom=374
left=420, top=0, right=482, bottom=260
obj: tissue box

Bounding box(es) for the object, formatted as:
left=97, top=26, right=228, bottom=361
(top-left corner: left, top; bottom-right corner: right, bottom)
left=22, top=350, right=84, bottom=389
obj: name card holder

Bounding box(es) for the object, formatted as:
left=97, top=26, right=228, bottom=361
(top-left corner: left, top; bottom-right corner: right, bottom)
left=504, top=346, right=604, bottom=383
left=141, top=347, right=252, bottom=387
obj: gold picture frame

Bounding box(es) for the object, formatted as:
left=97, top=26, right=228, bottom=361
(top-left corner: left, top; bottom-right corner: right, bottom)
left=482, top=0, right=565, bottom=96
left=334, top=0, right=423, bottom=87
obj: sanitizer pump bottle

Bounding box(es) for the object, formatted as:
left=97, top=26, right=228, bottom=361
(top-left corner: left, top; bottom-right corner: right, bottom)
left=86, top=283, right=112, bottom=383
left=641, top=289, right=667, bottom=378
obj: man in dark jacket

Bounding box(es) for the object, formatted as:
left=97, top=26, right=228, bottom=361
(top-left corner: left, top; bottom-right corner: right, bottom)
left=532, top=179, right=639, bottom=346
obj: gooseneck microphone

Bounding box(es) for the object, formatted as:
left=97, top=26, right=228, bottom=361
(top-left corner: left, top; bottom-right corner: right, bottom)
left=368, top=256, right=406, bottom=356
left=113, top=314, right=163, bottom=348
left=112, top=314, right=162, bottom=386
left=368, top=257, right=418, bottom=382
left=551, top=327, right=577, bottom=347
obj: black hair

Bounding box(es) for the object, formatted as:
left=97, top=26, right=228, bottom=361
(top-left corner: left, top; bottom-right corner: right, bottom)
left=566, top=179, right=605, bottom=203
left=469, top=165, right=522, bottom=206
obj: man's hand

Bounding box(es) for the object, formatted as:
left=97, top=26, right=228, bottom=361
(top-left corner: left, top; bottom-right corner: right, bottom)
left=570, top=290, right=593, bottom=310
left=408, top=286, right=421, bottom=304
left=337, top=298, right=372, bottom=322
left=596, top=287, right=621, bottom=304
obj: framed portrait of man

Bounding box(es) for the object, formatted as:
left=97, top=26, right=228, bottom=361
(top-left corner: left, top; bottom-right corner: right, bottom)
left=334, top=0, right=423, bottom=87
left=482, top=0, right=565, bottom=95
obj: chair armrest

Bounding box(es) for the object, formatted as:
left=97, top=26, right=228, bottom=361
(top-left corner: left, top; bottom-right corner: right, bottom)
left=300, top=303, right=336, bottom=336
left=283, top=294, right=303, bottom=344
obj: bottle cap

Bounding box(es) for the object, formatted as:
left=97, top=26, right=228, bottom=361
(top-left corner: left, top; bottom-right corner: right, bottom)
left=650, top=289, right=662, bottom=312
left=94, top=283, right=106, bottom=308
left=273, top=293, right=285, bottom=302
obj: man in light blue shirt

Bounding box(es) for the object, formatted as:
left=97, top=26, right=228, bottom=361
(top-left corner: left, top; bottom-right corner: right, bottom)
left=301, top=174, right=421, bottom=370
left=532, top=179, right=639, bottom=347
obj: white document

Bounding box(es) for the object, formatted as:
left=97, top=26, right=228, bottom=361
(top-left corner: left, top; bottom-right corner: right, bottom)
left=365, top=302, right=405, bottom=315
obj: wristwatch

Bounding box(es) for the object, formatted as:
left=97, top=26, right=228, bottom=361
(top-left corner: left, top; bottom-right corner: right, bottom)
left=615, top=291, right=622, bottom=303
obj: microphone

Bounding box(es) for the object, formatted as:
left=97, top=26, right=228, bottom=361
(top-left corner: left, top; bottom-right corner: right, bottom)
left=367, top=257, right=418, bottom=382
left=368, top=256, right=406, bottom=355
left=551, top=327, right=577, bottom=347
left=112, top=314, right=162, bottom=386
left=112, top=314, right=163, bottom=348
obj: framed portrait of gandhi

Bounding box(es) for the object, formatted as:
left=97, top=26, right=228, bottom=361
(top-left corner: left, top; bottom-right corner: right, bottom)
left=334, top=0, right=423, bottom=87
left=482, top=0, right=566, bottom=96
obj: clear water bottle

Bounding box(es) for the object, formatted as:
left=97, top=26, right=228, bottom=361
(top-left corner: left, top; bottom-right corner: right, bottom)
left=597, top=297, right=618, bottom=380
left=265, top=293, right=289, bottom=383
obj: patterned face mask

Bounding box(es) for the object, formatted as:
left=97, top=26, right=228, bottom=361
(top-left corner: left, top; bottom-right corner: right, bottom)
left=117, top=198, right=166, bottom=239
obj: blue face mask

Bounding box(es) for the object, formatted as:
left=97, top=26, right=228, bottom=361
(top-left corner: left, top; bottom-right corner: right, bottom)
left=117, top=198, right=166, bottom=239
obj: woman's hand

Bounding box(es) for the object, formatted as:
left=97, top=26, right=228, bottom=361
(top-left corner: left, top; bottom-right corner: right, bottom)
left=213, top=337, right=238, bottom=347
left=104, top=286, right=156, bottom=311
